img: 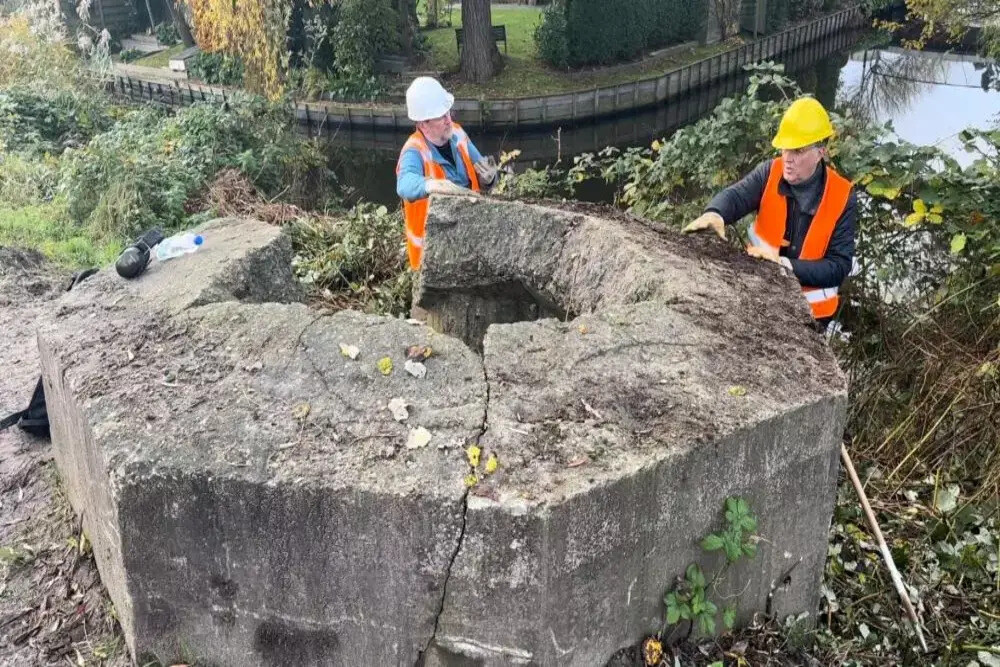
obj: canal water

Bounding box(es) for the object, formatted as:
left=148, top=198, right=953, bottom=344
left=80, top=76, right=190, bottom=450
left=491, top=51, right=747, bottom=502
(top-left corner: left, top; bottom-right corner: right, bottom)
left=325, top=30, right=999, bottom=206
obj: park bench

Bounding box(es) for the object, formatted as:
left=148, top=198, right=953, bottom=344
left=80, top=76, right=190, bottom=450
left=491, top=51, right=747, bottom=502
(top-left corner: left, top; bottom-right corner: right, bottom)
left=455, top=25, right=507, bottom=54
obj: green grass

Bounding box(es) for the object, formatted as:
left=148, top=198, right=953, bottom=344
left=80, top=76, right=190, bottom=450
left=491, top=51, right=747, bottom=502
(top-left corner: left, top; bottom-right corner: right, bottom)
left=0, top=202, right=123, bottom=269
left=419, top=5, right=733, bottom=98
left=132, top=43, right=187, bottom=69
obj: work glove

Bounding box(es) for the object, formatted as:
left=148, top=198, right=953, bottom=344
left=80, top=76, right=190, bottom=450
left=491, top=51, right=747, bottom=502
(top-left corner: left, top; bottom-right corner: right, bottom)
left=746, top=244, right=793, bottom=271
left=425, top=179, right=478, bottom=197
left=473, top=156, right=499, bottom=188
left=681, top=211, right=726, bottom=240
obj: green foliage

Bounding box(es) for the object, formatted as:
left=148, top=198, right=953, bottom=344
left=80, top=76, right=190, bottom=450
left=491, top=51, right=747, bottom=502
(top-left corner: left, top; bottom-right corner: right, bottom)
left=662, top=497, right=759, bottom=639
left=329, top=0, right=396, bottom=100
left=533, top=1, right=570, bottom=69
left=552, top=0, right=704, bottom=67
left=118, top=48, right=144, bottom=62
left=57, top=97, right=326, bottom=241
left=0, top=152, right=60, bottom=207
left=702, top=497, right=759, bottom=562
left=0, top=87, right=111, bottom=155
left=154, top=21, right=180, bottom=46
left=568, top=63, right=793, bottom=221
left=0, top=202, right=121, bottom=268
left=188, top=51, right=245, bottom=86
left=290, top=202, right=411, bottom=316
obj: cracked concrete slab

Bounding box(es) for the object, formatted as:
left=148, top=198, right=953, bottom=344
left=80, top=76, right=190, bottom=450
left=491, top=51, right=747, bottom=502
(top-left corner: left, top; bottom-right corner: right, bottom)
left=38, top=218, right=486, bottom=665
left=39, top=198, right=846, bottom=666
left=416, top=197, right=846, bottom=665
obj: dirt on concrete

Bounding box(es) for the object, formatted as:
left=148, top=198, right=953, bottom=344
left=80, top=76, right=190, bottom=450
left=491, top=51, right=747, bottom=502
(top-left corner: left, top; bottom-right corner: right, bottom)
left=0, top=248, right=127, bottom=666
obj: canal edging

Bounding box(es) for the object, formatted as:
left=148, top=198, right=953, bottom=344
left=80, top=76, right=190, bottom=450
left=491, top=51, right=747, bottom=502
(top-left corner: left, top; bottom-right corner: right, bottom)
left=112, top=5, right=863, bottom=131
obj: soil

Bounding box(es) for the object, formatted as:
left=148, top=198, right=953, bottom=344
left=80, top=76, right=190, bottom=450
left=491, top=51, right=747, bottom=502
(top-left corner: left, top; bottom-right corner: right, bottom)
left=0, top=249, right=128, bottom=666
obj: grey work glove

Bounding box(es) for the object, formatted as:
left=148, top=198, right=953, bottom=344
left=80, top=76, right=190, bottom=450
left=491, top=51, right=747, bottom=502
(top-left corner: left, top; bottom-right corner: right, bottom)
left=425, top=179, right=478, bottom=197
left=473, top=156, right=499, bottom=188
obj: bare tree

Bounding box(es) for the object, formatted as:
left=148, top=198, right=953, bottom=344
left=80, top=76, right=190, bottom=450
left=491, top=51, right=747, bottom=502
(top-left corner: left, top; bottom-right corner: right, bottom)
left=460, top=0, right=501, bottom=83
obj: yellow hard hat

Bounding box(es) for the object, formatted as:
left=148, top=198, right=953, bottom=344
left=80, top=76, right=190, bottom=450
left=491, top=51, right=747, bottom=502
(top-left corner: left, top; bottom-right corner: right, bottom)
left=771, top=97, right=834, bottom=150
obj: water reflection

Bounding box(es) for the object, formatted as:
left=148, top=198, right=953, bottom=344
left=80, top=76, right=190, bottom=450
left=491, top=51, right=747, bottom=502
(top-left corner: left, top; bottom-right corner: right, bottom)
left=837, top=48, right=999, bottom=162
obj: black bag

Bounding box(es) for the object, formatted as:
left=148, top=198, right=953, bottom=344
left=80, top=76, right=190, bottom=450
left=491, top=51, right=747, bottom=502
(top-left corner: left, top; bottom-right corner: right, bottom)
left=0, top=378, right=49, bottom=438
left=0, top=267, right=98, bottom=440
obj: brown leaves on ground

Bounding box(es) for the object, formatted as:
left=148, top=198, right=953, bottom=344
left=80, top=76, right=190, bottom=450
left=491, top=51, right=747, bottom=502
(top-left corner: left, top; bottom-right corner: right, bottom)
left=188, top=168, right=305, bottom=225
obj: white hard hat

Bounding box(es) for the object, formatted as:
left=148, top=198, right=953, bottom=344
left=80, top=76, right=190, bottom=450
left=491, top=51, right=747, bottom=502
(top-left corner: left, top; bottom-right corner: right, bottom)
left=405, top=76, right=454, bottom=122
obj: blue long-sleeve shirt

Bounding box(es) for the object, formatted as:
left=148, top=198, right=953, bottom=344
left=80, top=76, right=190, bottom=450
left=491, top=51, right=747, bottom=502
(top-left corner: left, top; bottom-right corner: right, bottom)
left=396, top=131, right=486, bottom=201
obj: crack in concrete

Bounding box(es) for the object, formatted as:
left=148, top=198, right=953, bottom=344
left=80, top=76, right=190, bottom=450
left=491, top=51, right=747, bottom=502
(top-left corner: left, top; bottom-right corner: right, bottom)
left=416, top=486, right=470, bottom=666
left=415, top=353, right=490, bottom=666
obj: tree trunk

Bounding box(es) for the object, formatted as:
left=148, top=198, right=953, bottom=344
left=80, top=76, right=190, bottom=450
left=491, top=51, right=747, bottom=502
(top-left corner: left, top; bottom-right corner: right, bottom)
left=398, top=0, right=417, bottom=57
left=427, top=0, right=439, bottom=28
left=166, top=0, right=196, bottom=47
left=460, top=0, right=501, bottom=83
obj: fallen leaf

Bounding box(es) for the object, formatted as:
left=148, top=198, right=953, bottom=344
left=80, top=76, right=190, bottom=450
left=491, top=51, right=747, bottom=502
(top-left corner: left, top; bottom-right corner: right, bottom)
left=404, top=360, right=427, bottom=378
left=578, top=325, right=589, bottom=334
left=642, top=637, right=663, bottom=666
left=377, top=357, right=393, bottom=376
left=935, top=484, right=960, bottom=513
left=406, top=345, right=433, bottom=360
left=406, top=427, right=432, bottom=449
left=484, top=453, right=499, bottom=475
left=727, top=385, right=747, bottom=397
left=567, top=455, right=589, bottom=468
left=292, top=402, right=311, bottom=420
left=387, top=398, right=409, bottom=422
left=466, top=445, right=481, bottom=468
left=464, top=473, right=479, bottom=487
left=339, top=343, right=360, bottom=360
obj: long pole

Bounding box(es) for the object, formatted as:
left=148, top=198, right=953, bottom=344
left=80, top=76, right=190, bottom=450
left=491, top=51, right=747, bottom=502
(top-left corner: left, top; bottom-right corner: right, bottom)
left=840, top=444, right=929, bottom=653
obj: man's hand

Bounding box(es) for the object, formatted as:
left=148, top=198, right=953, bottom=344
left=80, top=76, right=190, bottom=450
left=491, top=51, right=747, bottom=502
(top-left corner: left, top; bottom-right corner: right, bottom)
left=425, top=179, right=478, bottom=196
left=682, top=211, right=726, bottom=240
left=747, top=245, right=792, bottom=271
left=474, top=156, right=499, bottom=187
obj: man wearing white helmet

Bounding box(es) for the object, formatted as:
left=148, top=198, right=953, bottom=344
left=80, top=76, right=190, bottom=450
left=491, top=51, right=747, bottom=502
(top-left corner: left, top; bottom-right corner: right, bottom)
left=396, top=76, right=498, bottom=270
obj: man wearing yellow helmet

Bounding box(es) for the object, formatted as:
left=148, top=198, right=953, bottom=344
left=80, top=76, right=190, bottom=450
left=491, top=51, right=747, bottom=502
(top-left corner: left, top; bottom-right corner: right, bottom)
left=683, top=97, right=856, bottom=326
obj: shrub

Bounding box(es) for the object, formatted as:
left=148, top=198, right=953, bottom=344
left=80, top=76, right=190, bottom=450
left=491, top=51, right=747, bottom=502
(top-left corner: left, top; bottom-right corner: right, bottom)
left=0, top=87, right=111, bottom=155
left=188, top=51, right=245, bottom=86
left=534, top=2, right=570, bottom=69
left=154, top=21, right=180, bottom=46
left=537, top=0, right=706, bottom=68
left=331, top=0, right=397, bottom=91
left=57, top=98, right=327, bottom=240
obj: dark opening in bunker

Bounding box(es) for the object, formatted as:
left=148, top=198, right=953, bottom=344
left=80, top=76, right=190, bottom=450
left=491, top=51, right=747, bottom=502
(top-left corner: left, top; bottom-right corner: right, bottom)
left=417, top=281, right=570, bottom=352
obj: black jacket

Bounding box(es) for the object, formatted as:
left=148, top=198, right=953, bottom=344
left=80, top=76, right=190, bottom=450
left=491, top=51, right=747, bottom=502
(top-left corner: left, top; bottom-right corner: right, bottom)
left=705, top=159, right=856, bottom=289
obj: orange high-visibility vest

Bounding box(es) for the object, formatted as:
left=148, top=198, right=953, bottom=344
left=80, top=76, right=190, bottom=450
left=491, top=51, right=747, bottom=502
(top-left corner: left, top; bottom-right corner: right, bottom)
left=750, top=158, right=851, bottom=319
left=395, top=123, right=480, bottom=270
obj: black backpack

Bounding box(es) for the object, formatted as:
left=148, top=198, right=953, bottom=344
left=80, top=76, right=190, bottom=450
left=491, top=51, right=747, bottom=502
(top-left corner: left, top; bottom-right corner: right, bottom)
left=0, top=267, right=98, bottom=440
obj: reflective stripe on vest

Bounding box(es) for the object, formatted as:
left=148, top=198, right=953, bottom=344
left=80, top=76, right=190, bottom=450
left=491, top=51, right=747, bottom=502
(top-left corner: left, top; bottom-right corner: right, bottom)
left=396, top=123, right=481, bottom=270
left=752, top=158, right=851, bottom=319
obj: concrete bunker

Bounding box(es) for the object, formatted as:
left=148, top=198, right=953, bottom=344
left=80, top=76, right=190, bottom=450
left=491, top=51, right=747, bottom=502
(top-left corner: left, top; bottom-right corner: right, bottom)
left=38, top=199, right=847, bottom=666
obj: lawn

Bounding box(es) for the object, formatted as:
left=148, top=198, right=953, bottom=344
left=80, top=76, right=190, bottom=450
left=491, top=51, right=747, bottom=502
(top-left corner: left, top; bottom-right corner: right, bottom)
left=419, top=5, right=734, bottom=98
left=133, top=43, right=187, bottom=69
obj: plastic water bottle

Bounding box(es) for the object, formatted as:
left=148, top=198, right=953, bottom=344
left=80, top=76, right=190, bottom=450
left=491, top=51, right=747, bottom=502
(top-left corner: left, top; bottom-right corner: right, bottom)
left=155, top=232, right=204, bottom=261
